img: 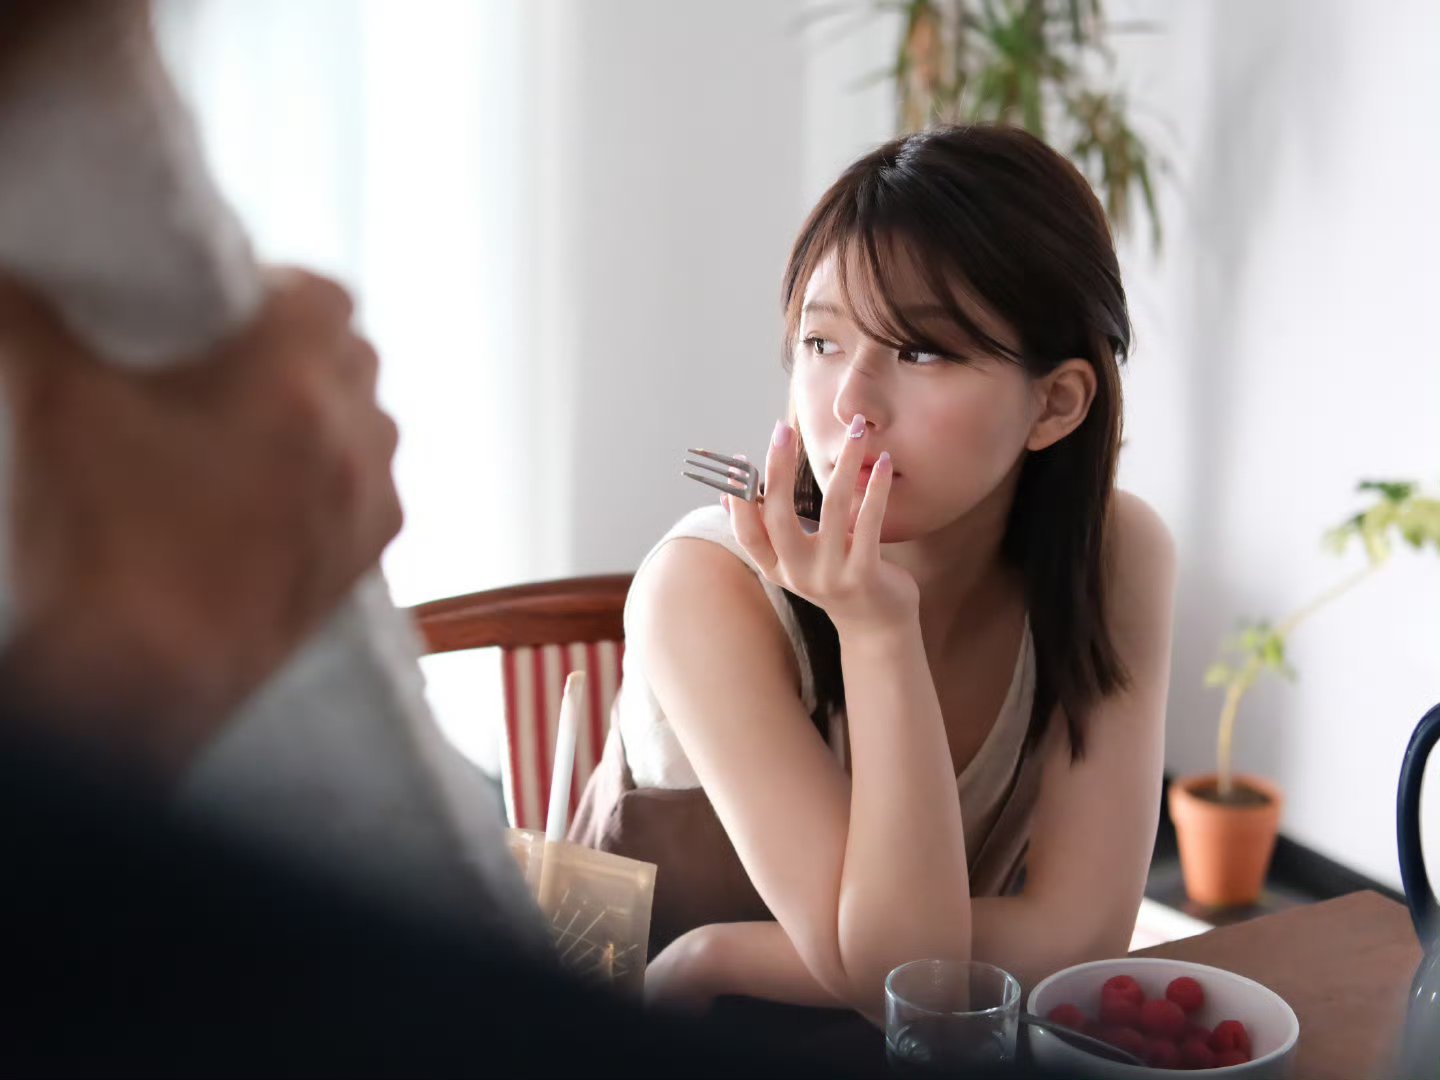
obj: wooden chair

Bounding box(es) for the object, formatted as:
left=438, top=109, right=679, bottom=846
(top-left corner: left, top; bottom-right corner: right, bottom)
left=410, top=575, right=632, bottom=831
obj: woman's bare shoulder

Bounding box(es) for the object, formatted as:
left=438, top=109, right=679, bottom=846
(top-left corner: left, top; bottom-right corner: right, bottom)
left=1103, top=489, right=1178, bottom=657
left=1106, top=490, right=1175, bottom=567
left=628, top=535, right=802, bottom=692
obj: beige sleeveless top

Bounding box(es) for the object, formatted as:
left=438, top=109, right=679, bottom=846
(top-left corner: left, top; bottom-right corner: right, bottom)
left=572, top=505, right=1055, bottom=956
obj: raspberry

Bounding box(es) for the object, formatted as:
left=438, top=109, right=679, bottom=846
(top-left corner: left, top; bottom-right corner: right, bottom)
left=1144, top=1038, right=1182, bottom=1069
left=1165, top=975, right=1205, bottom=1014
left=1091, top=1024, right=1129, bottom=1054
left=1047, top=1003, right=1087, bottom=1030
left=1181, top=1037, right=1218, bottom=1070
left=1215, top=1049, right=1252, bottom=1067
left=1184, top=1021, right=1213, bottom=1043
left=1211, top=1019, right=1253, bottom=1055
left=1102, top=974, right=1145, bottom=1006
left=1139, top=998, right=1187, bottom=1039
left=1099, top=989, right=1142, bottom=1028
left=1104, top=1026, right=1147, bottom=1060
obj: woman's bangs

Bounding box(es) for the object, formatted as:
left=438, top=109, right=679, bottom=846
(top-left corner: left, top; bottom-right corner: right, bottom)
left=836, top=225, right=1017, bottom=363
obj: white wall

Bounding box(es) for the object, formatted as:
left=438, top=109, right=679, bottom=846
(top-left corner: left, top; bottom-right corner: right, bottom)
left=1110, top=0, right=1440, bottom=891
left=540, top=0, right=808, bottom=576
left=400, top=0, right=849, bottom=774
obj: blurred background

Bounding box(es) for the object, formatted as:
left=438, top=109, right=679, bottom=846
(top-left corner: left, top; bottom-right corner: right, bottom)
left=156, top=0, right=1438, bottom=896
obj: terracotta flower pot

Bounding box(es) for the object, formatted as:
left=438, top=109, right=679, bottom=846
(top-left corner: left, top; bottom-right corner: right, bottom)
left=1168, top=773, right=1284, bottom=908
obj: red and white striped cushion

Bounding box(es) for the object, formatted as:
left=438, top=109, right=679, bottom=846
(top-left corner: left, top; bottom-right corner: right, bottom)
left=499, top=641, right=625, bottom=831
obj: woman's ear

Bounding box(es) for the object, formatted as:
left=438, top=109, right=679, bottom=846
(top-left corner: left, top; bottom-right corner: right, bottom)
left=1026, top=359, right=1097, bottom=451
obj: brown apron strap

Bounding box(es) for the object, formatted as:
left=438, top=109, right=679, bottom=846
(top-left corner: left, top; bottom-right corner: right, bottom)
left=967, top=731, right=1049, bottom=898
left=567, top=711, right=772, bottom=957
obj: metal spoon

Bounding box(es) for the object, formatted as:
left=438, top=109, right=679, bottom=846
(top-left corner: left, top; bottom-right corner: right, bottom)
left=1020, top=1012, right=1147, bottom=1067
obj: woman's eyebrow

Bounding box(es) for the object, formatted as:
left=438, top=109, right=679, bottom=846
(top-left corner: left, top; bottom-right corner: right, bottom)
left=800, top=300, right=845, bottom=318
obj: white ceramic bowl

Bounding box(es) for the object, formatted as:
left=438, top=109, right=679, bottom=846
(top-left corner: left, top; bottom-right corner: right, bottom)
left=1027, top=957, right=1299, bottom=1079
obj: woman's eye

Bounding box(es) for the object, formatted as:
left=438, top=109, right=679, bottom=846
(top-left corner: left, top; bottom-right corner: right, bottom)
left=802, top=335, right=840, bottom=357
left=897, top=346, right=948, bottom=365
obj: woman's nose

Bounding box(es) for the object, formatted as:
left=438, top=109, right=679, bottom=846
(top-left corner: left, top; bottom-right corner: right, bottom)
left=832, top=351, right=890, bottom=431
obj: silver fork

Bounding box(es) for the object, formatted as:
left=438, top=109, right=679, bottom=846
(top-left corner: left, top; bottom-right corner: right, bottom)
left=683, top=448, right=820, bottom=530
left=682, top=448, right=764, bottom=504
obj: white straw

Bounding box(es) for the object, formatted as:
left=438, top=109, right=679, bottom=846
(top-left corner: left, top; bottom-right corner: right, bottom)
left=545, top=670, right=585, bottom=842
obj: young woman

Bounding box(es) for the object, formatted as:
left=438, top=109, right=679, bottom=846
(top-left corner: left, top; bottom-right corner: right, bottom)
left=571, top=124, right=1175, bottom=1024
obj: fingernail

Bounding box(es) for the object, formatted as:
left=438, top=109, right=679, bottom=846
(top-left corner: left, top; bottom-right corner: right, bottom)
left=877, top=451, right=892, bottom=472
left=848, top=413, right=867, bottom=439
left=721, top=494, right=730, bottom=511
left=772, top=420, right=793, bottom=448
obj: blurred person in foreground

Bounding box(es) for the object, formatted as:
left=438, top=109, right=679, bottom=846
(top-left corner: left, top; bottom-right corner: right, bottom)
left=0, top=0, right=548, bottom=945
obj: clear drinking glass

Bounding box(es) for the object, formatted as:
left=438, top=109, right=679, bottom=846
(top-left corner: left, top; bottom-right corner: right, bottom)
left=885, top=959, right=1021, bottom=1074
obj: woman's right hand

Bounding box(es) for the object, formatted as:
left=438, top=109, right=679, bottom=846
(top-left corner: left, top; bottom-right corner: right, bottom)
left=726, top=414, right=919, bottom=640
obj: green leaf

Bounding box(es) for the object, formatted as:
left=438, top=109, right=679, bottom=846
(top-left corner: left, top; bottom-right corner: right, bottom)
left=1260, top=633, right=1286, bottom=669
left=1135, top=149, right=1162, bottom=252
left=1322, top=520, right=1358, bottom=555
left=1362, top=527, right=1392, bottom=565
left=1019, top=57, right=1044, bottom=135
left=1238, top=625, right=1268, bottom=652
left=1357, top=479, right=1416, bottom=503
left=1204, top=663, right=1233, bottom=688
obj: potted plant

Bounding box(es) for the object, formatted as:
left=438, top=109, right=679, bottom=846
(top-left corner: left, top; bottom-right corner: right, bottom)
left=816, top=0, right=1168, bottom=248
left=1170, top=481, right=1440, bottom=907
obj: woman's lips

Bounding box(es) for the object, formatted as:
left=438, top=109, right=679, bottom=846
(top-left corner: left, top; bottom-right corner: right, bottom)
left=854, top=457, right=897, bottom=487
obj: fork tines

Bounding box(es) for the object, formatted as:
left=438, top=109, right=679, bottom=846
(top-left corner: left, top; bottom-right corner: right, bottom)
left=683, top=447, right=760, bottom=502
left=686, top=447, right=749, bottom=471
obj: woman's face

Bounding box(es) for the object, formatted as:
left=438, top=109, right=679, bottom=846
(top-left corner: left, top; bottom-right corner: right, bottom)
left=791, top=250, right=1038, bottom=543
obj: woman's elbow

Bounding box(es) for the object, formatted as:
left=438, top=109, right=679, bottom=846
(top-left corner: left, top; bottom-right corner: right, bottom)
left=782, top=923, right=853, bottom=1003
left=789, top=933, right=890, bottom=1021
left=836, top=940, right=973, bottom=1024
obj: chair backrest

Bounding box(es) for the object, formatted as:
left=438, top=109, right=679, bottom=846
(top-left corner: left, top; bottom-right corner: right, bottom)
left=411, top=575, right=632, bottom=831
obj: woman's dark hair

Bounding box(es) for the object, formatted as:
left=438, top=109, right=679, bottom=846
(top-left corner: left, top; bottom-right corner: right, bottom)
left=780, top=124, right=1130, bottom=761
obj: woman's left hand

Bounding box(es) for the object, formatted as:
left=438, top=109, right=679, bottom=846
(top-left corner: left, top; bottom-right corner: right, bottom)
left=643, top=925, right=725, bottom=1015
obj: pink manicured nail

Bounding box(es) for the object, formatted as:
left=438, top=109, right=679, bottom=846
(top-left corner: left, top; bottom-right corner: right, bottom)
left=876, top=451, right=892, bottom=473
left=721, top=494, right=730, bottom=511
left=772, top=420, right=793, bottom=448
left=848, top=414, right=867, bottom=440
